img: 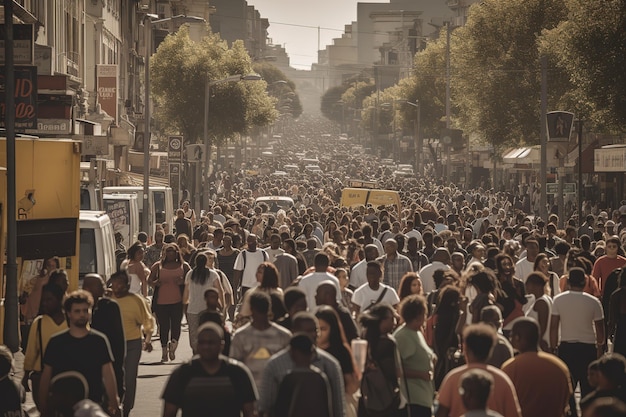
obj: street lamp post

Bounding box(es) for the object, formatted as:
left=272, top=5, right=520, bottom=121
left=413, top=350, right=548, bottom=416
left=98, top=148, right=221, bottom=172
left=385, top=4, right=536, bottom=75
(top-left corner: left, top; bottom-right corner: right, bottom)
left=406, top=101, right=421, bottom=176
left=202, top=73, right=262, bottom=210
left=143, top=14, right=204, bottom=235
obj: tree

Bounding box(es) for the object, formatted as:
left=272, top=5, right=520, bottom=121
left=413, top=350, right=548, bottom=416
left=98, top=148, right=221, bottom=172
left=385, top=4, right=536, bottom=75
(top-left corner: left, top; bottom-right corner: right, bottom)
left=253, top=62, right=303, bottom=118
left=320, top=85, right=349, bottom=123
left=540, top=0, right=626, bottom=130
left=341, top=80, right=376, bottom=111
left=396, top=36, right=448, bottom=139
left=452, top=0, right=570, bottom=154
left=150, top=27, right=276, bottom=146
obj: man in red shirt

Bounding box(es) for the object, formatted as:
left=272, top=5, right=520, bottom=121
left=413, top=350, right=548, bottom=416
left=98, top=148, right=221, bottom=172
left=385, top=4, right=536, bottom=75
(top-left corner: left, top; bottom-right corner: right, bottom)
left=591, top=236, right=626, bottom=293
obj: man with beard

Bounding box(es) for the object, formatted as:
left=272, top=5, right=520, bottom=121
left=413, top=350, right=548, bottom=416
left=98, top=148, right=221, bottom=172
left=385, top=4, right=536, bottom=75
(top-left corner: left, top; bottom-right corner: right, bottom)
left=38, top=290, right=120, bottom=417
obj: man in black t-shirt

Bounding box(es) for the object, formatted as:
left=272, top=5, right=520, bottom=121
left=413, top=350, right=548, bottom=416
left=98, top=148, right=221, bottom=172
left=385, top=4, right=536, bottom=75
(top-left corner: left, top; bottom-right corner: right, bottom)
left=38, top=290, right=121, bottom=417
left=162, top=322, right=257, bottom=417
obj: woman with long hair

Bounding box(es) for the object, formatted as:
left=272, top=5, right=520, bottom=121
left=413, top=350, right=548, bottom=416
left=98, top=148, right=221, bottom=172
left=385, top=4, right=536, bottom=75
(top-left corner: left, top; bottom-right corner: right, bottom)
left=316, top=306, right=360, bottom=417
left=183, top=252, right=224, bottom=352
left=431, top=286, right=466, bottom=390
left=533, top=253, right=561, bottom=298
left=324, top=220, right=339, bottom=244
left=397, top=272, right=424, bottom=301
left=495, top=253, right=527, bottom=330
left=235, top=262, right=285, bottom=326
left=358, top=303, right=400, bottom=417
left=176, top=234, right=196, bottom=264
left=148, top=243, right=190, bottom=362
left=125, top=241, right=149, bottom=297
left=394, top=295, right=435, bottom=417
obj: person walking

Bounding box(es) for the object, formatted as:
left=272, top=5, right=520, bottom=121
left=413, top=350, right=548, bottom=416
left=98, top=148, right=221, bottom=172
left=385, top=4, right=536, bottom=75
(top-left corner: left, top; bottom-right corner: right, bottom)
left=161, top=322, right=258, bottom=417
left=550, top=267, right=605, bottom=417
left=21, top=283, right=68, bottom=412
left=38, top=290, right=121, bottom=417
left=394, top=295, right=435, bottom=417
left=502, top=318, right=572, bottom=417
left=148, top=243, right=190, bottom=362
left=233, top=234, right=268, bottom=300
left=183, top=252, right=224, bottom=352
left=123, top=242, right=150, bottom=297
left=109, top=271, right=154, bottom=417
left=83, top=273, right=126, bottom=404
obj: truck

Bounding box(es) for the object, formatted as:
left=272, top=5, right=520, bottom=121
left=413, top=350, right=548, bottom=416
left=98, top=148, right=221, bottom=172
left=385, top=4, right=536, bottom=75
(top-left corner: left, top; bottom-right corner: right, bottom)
left=102, top=192, right=140, bottom=248
left=79, top=211, right=117, bottom=282
left=0, top=138, right=80, bottom=344
left=103, top=185, right=174, bottom=238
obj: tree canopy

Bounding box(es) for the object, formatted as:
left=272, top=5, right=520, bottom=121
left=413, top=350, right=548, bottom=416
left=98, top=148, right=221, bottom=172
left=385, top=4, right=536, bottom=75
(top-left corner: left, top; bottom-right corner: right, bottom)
left=541, top=0, right=626, bottom=130
left=253, top=62, right=303, bottom=118
left=150, top=27, right=277, bottom=145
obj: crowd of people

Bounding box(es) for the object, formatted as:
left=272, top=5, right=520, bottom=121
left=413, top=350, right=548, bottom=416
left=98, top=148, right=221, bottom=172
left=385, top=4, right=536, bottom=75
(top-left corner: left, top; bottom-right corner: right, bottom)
left=3, top=116, right=626, bottom=417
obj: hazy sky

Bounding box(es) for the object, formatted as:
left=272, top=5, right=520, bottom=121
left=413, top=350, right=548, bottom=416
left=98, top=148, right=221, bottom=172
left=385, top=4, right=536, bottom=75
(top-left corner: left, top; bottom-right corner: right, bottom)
left=249, top=0, right=361, bottom=70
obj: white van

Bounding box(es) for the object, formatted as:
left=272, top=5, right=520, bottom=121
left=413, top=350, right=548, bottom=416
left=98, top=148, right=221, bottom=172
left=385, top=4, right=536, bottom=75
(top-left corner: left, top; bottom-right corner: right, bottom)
left=103, top=186, right=174, bottom=238
left=102, top=193, right=140, bottom=248
left=79, top=211, right=117, bottom=282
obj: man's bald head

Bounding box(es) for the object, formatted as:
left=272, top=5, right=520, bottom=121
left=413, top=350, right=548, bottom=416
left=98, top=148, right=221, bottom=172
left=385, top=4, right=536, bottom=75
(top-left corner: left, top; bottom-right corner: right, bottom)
left=364, top=244, right=379, bottom=261
left=82, top=273, right=105, bottom=299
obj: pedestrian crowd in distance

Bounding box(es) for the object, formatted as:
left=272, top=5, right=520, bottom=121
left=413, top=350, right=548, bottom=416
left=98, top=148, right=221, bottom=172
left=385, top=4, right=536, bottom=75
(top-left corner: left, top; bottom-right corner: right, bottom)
left=3, top=116, right=626, bottom=417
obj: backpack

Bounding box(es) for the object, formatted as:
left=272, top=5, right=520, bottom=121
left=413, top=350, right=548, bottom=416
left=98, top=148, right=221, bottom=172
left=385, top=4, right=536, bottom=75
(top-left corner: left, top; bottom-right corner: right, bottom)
left=275, top=366, right=332, bottom=417
left=241, top=249, right=268, bottom=269
left=360, top=357, right=400, bottom=417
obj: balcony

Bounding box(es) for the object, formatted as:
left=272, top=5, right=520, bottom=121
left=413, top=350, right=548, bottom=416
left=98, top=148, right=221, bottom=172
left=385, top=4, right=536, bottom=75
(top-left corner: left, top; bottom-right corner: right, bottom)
left=56, top=52, right=81, bottom=81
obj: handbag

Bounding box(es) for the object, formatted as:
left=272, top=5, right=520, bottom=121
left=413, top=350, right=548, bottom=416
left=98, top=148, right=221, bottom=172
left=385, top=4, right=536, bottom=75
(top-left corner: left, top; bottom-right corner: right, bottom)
left=360, top=351, right=401, bottom=417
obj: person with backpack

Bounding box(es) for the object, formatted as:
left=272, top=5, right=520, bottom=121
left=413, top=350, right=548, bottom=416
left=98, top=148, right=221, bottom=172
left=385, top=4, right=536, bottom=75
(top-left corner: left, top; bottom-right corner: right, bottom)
left=232, top=234, right=268, bottom=301
left=161, top=322, right=258, bottom=417
left=358, top=303, right=402, bottom=417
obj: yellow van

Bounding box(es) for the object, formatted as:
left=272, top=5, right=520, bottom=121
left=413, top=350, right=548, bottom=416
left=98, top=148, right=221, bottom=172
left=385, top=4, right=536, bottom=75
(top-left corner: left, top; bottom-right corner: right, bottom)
left=340, top=188, right=401, bottom=214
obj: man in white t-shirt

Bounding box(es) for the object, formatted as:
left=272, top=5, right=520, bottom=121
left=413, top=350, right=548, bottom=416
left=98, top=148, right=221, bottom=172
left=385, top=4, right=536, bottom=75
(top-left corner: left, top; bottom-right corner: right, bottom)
left=550, top=267, right=604, bottom=414
left=351, top=261, right=400, bottom=315
left=264, top=234, right=285, bottom=263
left=419, top=248, right=451, bottom=295
left=349, top=244, right=379, bottom=290
left=297, top=252, right=341, bottom=310
left=515, top=238, right=539, bottom=283
left=233, top=234, right=268, bottom=298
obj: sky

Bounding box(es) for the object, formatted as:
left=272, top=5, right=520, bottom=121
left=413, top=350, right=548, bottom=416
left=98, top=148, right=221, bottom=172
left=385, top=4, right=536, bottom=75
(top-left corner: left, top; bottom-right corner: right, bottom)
left=249, top=0, right=361, bottom=70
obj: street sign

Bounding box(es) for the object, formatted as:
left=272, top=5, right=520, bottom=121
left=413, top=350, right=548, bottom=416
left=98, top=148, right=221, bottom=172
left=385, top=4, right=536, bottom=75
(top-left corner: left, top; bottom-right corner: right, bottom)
left=546, top=111, right=574, bottom=142
left=546, top=182, right=576, bottom=194
left=168, top=135, right=183, bottom=162
left=169, top=162, right=181, bottom=206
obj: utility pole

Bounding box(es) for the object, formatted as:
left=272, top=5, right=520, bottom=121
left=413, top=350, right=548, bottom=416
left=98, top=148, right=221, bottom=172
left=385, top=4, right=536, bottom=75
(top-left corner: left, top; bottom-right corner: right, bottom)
left=540, top=56, right=548, bottom=223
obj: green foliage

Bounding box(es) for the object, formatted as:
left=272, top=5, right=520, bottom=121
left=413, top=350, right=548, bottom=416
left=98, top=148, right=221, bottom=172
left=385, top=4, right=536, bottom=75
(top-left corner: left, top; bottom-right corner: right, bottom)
left=361, top=85, right=402, bottom=134
left=321, top=85, right=349, bottom=122
left=452, top=0, right=569, bottom=153
left=397, top=36, right=448, bottom=139
left=540, top=0, right=626, bottom=130
left=150, top=27, right=276, bottom=145
left=253, top=62, right=303, bottom=118
left=341, top=81, right=376, bottom=111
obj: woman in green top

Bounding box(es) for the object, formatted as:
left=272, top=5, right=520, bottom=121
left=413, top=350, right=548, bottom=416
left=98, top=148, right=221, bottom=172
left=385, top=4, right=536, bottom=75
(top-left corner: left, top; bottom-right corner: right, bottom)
left=393, top=294, right=435, bottom=417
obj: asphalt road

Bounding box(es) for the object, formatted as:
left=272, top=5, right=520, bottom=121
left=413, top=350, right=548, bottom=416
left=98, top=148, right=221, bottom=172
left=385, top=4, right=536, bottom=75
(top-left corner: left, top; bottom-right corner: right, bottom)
left=14, top=323, right=194, bottom=417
